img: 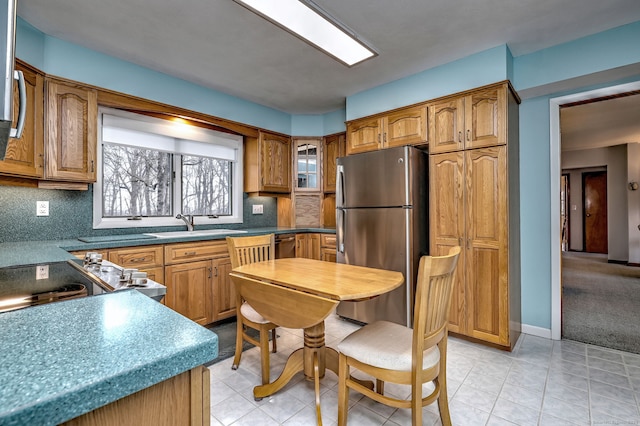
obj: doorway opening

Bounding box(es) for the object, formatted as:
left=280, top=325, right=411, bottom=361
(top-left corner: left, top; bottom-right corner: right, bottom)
left=551, top=80, right=640, bottom=347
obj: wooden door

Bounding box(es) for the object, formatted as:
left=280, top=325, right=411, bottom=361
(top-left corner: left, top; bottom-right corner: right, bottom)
left=212, top=257, right=236, bottom=321
left=322, top=133, right=345, bottom=193
left=429, top=152, right=465, bottom=333
left=465, top=86, right=505, bottom=150
left=583, top=171, right=608, bottom=254
left=164, top=260, right=212, bottom=325
left=0, top=61, right=44, bottom=178
left=259, top=131, right=291, bottom=193
left=45, top=79, right=97, bottom=182
left=465, top=146, right=509, bottom=346
left=346, top=117, right=382, bottom=155
left=384, top=105, right=428, bottom=148
left=428, top=97, right=465, bottom=153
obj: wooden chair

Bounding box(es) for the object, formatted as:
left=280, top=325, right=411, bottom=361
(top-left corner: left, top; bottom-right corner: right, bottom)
left=226, top=234, right=278, bottom=385
left=337, top=246, right=461, bottom=426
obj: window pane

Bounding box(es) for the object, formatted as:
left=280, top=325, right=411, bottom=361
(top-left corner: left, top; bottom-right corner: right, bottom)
left=308, top=174, right=317, bottom=188
left=102, top=144, right=172, bottom=217
left=182, top=155, right=231, bottom=215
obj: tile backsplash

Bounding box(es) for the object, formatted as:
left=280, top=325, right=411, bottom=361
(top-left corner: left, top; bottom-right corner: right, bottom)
left=0, top=186, right=277, bottom=243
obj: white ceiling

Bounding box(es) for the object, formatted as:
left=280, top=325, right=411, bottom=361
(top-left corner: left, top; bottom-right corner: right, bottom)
left=17, top=0, right=640, bottom=114
left=561, top=94, right=640, bottom=151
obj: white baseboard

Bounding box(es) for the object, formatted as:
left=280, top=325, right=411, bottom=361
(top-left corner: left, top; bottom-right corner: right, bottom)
left=521, top=324, right=553, bottom=340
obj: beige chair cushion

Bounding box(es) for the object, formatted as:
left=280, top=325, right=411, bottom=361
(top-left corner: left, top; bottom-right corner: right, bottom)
left=338, top=320, right=439, bottom=371
left=240, top=301, right=271, bottom=324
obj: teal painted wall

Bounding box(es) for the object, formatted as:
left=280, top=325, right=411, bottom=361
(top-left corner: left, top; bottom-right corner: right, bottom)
left=346, top=45, right=510, bottom=120
left=514, top=21, right=640, bottom=92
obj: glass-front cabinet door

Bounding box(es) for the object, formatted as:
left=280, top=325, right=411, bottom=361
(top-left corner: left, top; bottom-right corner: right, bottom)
left=294, top=138, right=320, bottom=191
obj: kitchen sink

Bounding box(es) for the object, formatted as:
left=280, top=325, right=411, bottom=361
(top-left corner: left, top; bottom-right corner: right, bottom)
left=143, top=229, right=247, bottom=239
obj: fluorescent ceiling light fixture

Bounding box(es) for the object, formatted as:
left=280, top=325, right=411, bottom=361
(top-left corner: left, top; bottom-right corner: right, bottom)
left=234, top=0, right=377, bottom=67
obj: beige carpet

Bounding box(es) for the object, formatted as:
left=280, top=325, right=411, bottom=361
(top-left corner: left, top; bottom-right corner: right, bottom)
left=562, top=251, right=640, bottom=354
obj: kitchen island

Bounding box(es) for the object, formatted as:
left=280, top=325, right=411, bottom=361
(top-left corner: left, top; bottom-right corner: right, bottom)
left=0, top=289, right=218, bottom=425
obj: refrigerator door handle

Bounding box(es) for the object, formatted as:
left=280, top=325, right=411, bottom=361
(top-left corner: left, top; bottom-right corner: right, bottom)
left=337, top=208, right=345, bottom=253
left=336, top=164, right=345, bottom=207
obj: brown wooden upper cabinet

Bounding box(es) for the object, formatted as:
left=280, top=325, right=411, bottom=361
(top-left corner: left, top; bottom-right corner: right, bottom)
left=346, top=104, right=428, bottom=155
left=0, top=60, right=44, bottom=178
left=429, top=83, right=507, bottom=154
left=45, top=78, right=98, bottom=182
left=322, top=133, right=345, bottom=193
left=244, top=130, right=291, bottom=193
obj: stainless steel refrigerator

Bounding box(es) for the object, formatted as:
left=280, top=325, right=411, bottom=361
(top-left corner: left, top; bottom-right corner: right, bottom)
left=336, top=145, right=428, bottom=327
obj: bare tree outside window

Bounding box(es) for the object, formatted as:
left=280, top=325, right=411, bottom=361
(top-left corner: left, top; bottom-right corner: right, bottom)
left=182, top=155, right=231, bottom=216
left=102, top=144, right=172, bottom=217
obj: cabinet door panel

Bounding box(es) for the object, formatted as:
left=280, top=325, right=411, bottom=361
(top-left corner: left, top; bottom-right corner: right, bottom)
left=45, top=80, right=97, bottom=182
left=346, top=117, right=381, bottom=155
left=213, top=257, right=236, bottom=321
left=0, top=61, right=44, bottom=177
left=429, top=152, right=465, bottom=332
left=384, top=105, right=427, bottom=147
left=465, top=147, right=508, bottom=345
left=260, top=131, right=291, bottom=192
left=164, top=261, right=212, bottom=325
left=428, top=98, right=464, bottom=154
left=322, top=133, right=345, bottom=192
left=465, top=86, right=505, bottom=150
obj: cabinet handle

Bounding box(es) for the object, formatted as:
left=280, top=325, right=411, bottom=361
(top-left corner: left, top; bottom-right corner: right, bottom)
left=458, top=131, right=462, bottom=143
left=184, top=251, right=197, bottom=256
left=466, top=129, right=470, bottom=141
left=377, top=133, right=381, bottom=143
left=130, top=257, right=146, bottom=263
left=467, top=239, right=471, bottom=250
left=458, top=237, right=463, bottom=247
left=91, top=160, right=95, bottom=173
left=208, top=267, right=212, bottom=279
left=383, top=132, right=387, bottom=143
left=214, top=266, right=218, bottom=277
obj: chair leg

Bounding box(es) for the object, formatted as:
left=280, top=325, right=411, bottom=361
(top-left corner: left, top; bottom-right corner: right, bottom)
left=376, top=379, right=384, bottom=395
left=259, top=327, right=271, bottom=385
left=337, top=354, right=349, bottom=426
left=411, top=379, right=422, bottom=426
left=437, top=378, right=452, bottom=426
left=231, top=319, right=244, bottom=370
left=271, top=328, right=277, bottom=353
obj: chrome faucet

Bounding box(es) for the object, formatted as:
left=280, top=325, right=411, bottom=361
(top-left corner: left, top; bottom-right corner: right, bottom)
left=176, top=214, right=194, bottom=231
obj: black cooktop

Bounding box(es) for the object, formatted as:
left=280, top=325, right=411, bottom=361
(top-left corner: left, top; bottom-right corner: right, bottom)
left=0, top=260, right=110, bottom=313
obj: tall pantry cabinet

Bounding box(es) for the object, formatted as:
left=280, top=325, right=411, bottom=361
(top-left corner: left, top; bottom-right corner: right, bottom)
left=429, top=81, right=521, bottom=350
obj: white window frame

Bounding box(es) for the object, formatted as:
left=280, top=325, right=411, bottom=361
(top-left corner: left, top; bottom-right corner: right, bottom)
left=93, top=107, right=244, bottom=229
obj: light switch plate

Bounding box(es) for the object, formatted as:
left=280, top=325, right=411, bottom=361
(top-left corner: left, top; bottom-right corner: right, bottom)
left=37, top=201, right=49, bottom=216
left=252, top=204, right=264, bottom=214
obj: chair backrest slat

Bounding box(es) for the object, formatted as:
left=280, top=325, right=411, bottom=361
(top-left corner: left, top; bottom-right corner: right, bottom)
left=412, top=246, right=461, bottom=358
left=227, top=234, right=275, bottom=269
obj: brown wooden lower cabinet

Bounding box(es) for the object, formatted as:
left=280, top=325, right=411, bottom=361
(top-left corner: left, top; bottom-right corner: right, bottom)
left=62, top=366, right=210, bottom=426
left=320, top=234, right=336, bottom=262
left=164, top=260, right=213, bottom=325
left=296, top=233, right=321, bottom=259
left=163, top=240, right=235, bottom=325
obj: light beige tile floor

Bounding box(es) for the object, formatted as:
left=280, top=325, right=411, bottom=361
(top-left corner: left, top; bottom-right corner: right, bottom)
left=208, top=313, right=640, bottom=425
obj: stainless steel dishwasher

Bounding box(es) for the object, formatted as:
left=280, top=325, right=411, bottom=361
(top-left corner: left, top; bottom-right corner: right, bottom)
left=275, top=233, right=296, bottom=258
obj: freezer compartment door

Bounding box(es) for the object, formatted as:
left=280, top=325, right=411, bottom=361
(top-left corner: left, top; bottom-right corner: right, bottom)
left=336, top=146, right=410, bottom=208
left=336, top=207, right=410, bottom=326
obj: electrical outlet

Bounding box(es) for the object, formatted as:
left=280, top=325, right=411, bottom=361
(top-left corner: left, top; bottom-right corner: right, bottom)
left=252, top=204, right=264, bottom=214
left=36, top=265, right=49, bottom=280
left=37, top=201, right=49, bottom=216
